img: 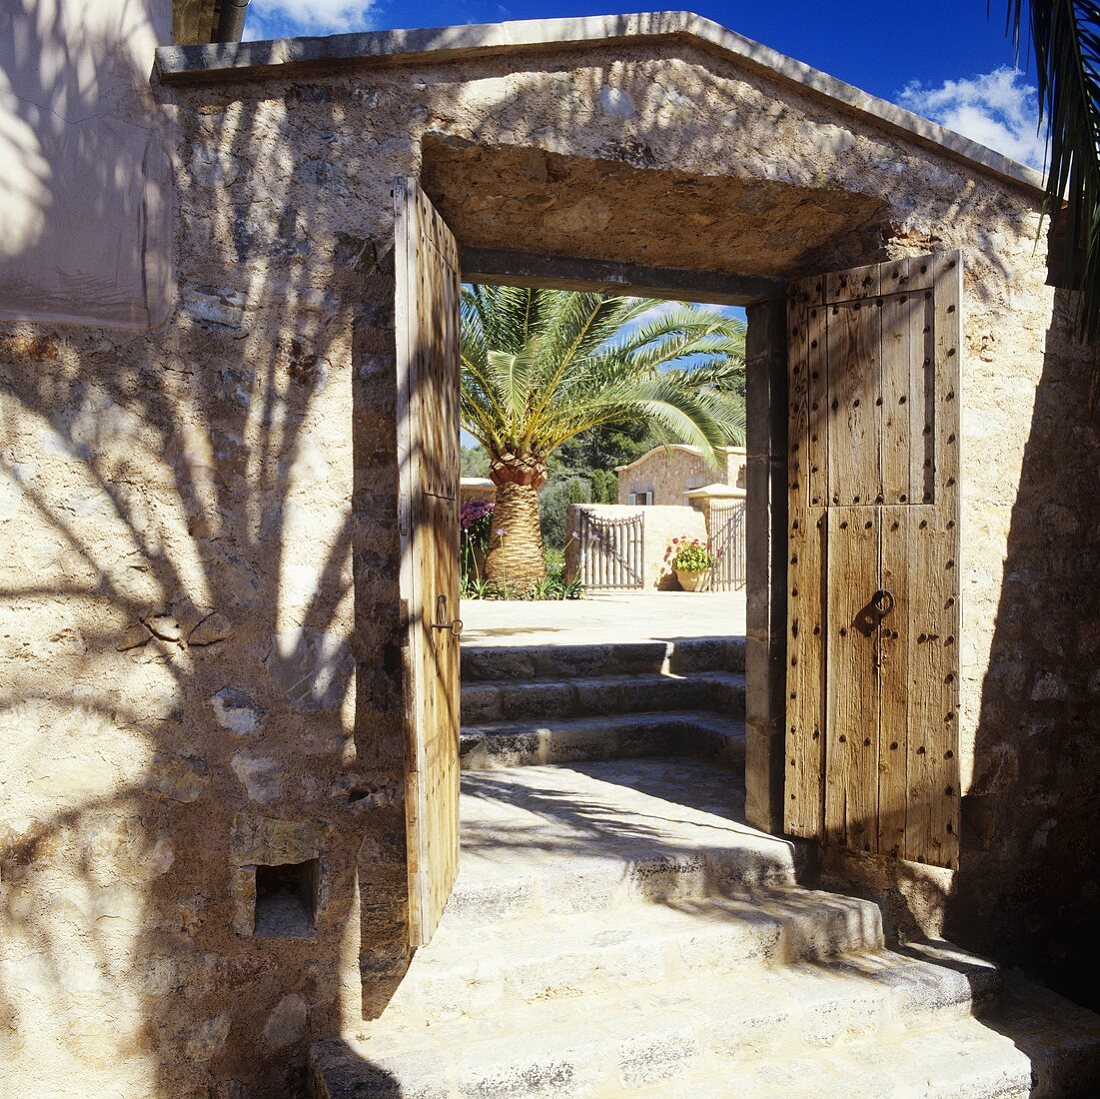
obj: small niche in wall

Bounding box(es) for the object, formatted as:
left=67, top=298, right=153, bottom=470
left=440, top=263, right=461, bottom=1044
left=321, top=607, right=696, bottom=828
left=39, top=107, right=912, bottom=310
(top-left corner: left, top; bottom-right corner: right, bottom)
left=254, top=859, right=319, bottom=938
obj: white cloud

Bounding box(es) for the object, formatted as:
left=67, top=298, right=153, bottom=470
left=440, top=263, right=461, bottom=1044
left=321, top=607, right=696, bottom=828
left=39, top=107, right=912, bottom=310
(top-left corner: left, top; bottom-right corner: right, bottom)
left=243, top=0, right=379, bottom=39
left=897, top=67, right=1047, bottom=171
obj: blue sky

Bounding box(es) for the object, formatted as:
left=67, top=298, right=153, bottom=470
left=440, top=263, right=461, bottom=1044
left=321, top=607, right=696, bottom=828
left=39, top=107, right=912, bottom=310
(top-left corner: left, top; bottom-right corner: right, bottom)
left=243, top=1, right=1048, bottom=170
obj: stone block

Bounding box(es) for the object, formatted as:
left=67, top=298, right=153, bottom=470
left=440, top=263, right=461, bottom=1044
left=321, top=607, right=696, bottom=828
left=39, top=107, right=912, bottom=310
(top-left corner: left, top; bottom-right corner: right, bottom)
left=266, top=628, right=354, bottom=712
left=499, top=681, right=574, bottom=720
left=187, top=1014, right=231, bottom=1062
left=617, top=1030, right=700, bottom=1089
left=532, top=645, right=614, bottom=678
left=190, top=147, right=241, bottom=187
left=231, top=754, right=282, bottom=805
left=461, top=647, right=536, bottom=682
left=145, top=753, right=210, bottom=803
left=211, top=687, right=264, bottom=735
left=181, top=284, right=247, bottom=328
left=231, top=816, right=330, bottom=866
left=459, top=684, right=502, bottom=723
left=264, top=993, right=310, bottom=1050
left=571, top=679, right=623, bottom=715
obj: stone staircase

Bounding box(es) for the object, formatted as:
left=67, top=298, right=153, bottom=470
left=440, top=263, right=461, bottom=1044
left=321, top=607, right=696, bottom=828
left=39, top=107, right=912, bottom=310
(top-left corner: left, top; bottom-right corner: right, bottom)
left=310, top=642, right=1100, bottom=1098
left=459, top=639, right=747, bottom=771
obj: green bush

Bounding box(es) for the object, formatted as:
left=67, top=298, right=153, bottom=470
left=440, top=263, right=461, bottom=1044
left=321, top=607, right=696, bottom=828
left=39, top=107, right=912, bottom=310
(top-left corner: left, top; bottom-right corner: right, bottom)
left=539, top=476, right=591, bottom=550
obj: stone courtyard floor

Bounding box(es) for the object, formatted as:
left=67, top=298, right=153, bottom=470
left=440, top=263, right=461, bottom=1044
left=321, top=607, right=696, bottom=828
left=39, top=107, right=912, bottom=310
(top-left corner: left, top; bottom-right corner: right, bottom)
left=459, top=590, right=746, bottom=647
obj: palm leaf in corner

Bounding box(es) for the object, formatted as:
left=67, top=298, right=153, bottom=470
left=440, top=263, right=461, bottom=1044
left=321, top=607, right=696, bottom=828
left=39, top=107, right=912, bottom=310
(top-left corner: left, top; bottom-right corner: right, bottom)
left=1006, top=0, right=1100, bottom=341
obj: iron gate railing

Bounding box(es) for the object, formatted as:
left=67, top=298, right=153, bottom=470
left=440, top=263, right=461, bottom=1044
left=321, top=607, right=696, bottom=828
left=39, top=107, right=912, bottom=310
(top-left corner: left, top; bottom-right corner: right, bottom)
left=709, top=500, right=746, bottom=591
left=578, top=511, right=645, bottom=590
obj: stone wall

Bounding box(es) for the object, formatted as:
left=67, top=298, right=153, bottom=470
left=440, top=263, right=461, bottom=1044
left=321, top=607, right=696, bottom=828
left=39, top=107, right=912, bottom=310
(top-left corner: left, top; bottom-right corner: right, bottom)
left=616, top=445, right=746, bottom=505
left=1, top=16, right=1098, bottom=1096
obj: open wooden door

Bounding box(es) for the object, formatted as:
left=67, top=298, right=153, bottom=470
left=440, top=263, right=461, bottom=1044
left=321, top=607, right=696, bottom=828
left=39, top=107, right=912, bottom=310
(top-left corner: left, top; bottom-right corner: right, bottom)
left=785, top=252, right=962, bottom=869
left=394, top=177, right=462, bottom=945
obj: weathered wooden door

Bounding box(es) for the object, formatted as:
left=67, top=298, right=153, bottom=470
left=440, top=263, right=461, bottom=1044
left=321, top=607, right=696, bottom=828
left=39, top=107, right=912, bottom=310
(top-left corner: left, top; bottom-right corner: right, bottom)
left=785, top=252, right=961, bottom=869
left=394, top=177, right=462, bottom=945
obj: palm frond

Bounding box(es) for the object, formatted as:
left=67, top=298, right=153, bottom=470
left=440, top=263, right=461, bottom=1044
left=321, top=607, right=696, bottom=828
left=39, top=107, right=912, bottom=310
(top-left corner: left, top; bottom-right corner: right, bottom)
left=460, top=286, right=747, bottom=462
left=1007, top=0, right=1100, bottom=340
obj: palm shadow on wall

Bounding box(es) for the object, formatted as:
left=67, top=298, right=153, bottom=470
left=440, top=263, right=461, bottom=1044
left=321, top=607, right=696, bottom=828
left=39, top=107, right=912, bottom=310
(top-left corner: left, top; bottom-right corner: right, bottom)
left=1, top=14, right=1081, bottom=1099
left=0, top=15, right=408, bottom=1093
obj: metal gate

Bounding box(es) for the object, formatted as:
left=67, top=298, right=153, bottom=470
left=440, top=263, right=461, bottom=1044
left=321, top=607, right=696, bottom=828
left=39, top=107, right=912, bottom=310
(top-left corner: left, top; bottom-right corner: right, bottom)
left=578, top=511, right=645, bottom=590
left=709, top=500, right=746, bottom=591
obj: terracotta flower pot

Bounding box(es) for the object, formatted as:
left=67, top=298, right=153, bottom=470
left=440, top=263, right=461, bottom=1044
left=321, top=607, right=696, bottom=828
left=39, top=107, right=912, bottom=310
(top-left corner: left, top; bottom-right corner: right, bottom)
left=675, top=568, right=709, bottom=592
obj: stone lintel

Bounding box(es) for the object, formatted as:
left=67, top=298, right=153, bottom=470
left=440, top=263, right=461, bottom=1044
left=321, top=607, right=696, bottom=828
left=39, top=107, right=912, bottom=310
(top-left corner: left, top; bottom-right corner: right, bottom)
left=154, top=11, right=1045, bottom=198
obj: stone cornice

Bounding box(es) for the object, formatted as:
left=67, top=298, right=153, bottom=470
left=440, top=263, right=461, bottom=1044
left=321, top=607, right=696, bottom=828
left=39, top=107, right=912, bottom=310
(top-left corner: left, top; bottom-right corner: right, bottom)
left=155, top=11, right=1045, bottom=197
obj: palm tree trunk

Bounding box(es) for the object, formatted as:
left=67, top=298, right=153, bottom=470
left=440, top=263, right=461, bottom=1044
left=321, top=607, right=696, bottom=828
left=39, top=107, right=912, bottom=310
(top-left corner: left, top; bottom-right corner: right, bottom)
left=485, top=481, right=546, bottom=588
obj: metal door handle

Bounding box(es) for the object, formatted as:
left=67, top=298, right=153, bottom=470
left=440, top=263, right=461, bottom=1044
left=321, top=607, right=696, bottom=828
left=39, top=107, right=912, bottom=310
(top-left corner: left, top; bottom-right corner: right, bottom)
left=872, top=589, right=895, bottom=617
left=431, top=594, right=463, bottom=638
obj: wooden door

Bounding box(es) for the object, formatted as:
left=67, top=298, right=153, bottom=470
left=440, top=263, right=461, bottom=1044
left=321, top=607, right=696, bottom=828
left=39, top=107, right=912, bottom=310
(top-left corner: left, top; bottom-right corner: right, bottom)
left=394, top=177, right=462, bottom=945
left=785, top=252, right=961, bottom=869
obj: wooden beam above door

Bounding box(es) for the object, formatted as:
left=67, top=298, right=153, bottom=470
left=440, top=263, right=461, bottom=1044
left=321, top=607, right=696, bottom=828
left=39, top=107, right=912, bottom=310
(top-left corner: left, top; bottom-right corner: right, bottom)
left=460, top=247, right=787, bottom=306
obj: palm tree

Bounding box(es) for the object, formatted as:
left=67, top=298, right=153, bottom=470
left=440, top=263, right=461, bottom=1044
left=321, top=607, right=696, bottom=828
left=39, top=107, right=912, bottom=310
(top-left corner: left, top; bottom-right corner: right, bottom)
left=460, top=286, right=746, bottom=587
left=1008, top=2, right=1100, bottom=342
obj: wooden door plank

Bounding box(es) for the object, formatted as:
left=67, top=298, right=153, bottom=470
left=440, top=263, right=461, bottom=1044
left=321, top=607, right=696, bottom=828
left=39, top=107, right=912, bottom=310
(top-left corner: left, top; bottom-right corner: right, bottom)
left=932, top=251, right=962, bottom=522
left=905, top=506, right=959, bottom=867
left=785, top=505, right=827, bottom=838
left=906, top=249, right=962, bottom=869
left=786, top=284, right=828, bottom=839
left=395, top=176, right=463, bottom=945
left=806, top=302, right=828, bottom=509
left=825, top=260, right=881, bottom=304
left=911, top=284, right=936, bottom=505
left=878, top=506, right=910, bottom=858
left=826, top=299, right=881, bottom=506
left=880, top=288, right=913, bottom=505
left=825, top=507, right=880, bottom=854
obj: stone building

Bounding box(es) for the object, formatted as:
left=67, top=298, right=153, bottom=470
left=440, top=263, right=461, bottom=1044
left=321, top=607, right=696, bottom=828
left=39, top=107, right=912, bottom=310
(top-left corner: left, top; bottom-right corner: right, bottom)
left=616, top=444, right=746, bottom=505
left=2, top=4, right=1100, bottom=1096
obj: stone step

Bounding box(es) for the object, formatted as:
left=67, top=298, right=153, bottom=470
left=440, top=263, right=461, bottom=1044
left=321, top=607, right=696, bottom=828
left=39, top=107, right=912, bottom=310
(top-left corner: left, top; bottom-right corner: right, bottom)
left=316, top=759, right=1100, bottom=1099
left=448, top=759, right=802, bottom=928
left=460, top=638, right=745, bottom=683
left=672, top=977, right=1100, bottom=1099
left=370, top=886, right=889, bottom=1030
left=460, top=711, right=745, bottom=771
left=312, top=946, right=1011, bottom=1097
left=461, top=670, right=746, bottom=725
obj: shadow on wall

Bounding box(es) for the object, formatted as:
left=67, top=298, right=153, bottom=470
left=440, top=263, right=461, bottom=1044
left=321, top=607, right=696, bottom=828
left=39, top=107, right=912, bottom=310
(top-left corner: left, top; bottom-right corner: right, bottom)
left=0, top=38, right=910, bottom=1098
left=0, top=18, right=1079, bottom=1098
left=0, top=46, right=401, bottom=1099
left=308, top=1041, right=403, bottom=1097
left=947, top=287, right=1100, bottom=1014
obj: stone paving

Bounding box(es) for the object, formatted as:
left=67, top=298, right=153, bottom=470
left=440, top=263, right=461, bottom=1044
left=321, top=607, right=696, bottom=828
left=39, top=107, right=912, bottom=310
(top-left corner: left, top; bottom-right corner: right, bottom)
left=459, top=591, right=746, bottom=648
left=312, top=758, right=1100, bottom=1098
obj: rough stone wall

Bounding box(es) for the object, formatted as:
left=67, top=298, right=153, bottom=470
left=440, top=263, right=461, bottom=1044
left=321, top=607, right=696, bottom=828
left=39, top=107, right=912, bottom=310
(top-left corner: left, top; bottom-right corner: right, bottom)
left=1, top=29, right=1097, bottom=1096
left=617, top=446, right=741, bottom=505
